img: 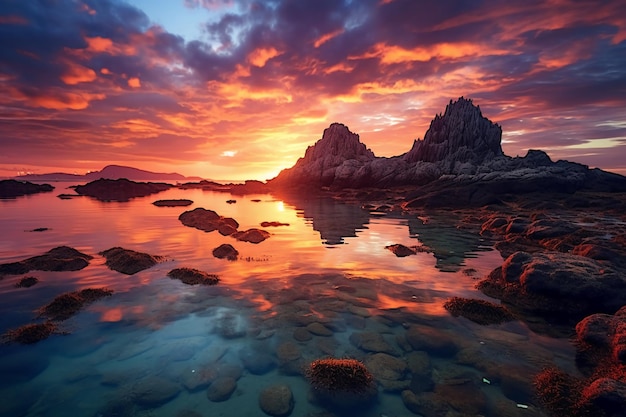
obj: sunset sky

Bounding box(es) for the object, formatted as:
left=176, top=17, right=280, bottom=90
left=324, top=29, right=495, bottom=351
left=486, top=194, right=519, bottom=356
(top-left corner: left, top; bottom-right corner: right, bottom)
left=1, top=0, right=625, bottom=180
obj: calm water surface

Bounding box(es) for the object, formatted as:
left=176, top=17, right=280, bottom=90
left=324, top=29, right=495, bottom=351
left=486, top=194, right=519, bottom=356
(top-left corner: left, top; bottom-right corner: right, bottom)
left=0, top=183, right=573, bottom=416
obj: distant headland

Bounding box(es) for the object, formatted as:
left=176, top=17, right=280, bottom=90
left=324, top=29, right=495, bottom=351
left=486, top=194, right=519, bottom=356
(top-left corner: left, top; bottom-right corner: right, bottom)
left=13, top=164, right=203, bottom=182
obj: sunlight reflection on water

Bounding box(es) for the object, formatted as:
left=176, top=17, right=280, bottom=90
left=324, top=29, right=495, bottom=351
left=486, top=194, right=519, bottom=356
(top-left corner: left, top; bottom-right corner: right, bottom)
left=0, top=184, right=568, bottom=416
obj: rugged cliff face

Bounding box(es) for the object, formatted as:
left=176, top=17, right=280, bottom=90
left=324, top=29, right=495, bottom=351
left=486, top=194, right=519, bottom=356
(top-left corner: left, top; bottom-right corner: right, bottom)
left=403, top=97, right=503, bottom=166
left=269, top=123, right=375, bottom=188
left=268, top=97, right=626, bottom=198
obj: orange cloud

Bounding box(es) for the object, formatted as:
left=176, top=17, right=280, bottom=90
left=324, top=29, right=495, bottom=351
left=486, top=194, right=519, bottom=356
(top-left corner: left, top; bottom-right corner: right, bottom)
left=84, top=36, right=136, bottom=56
left=127, top=77, right=141, bottom=88
left=61, top=61, right=97, bottom=85
left=355, top=42, right=508, bottom=65
left=313, top=29, right=344, bottom=48
left=248, top=47, right=281, bottom=67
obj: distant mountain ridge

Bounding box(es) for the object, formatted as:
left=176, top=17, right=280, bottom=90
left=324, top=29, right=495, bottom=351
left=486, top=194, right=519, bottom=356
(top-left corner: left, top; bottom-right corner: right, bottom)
left=15, top=165, right=201, bottom=182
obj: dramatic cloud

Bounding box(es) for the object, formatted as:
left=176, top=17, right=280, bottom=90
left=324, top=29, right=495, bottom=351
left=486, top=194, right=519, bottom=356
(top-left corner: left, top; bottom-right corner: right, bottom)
left=0, top=0, right=625, bottom=179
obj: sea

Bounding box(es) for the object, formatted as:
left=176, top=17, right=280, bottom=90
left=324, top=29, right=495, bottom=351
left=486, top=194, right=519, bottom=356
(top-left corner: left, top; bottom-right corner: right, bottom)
left=0, top=182, right=573, bottom=416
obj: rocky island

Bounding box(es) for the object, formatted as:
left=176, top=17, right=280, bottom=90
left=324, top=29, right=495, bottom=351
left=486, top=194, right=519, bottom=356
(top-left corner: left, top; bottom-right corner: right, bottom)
left=266, top=97, right=626, bottom=416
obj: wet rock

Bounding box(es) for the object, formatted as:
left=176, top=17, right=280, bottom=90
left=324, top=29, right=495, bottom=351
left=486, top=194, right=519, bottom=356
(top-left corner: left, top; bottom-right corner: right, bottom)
left=405, top=324, right=459, bottom=357
left=14, top=276, right=39, bottom=288
left=479, top=251, right=626, bottom=320
left=38, top=287, right=113, bottom=321
left=181, top=367, right=218, bottom=392
left=0, top=179, right=54, bottom=198
left=365, top=353, right=408, bottom=382
left=306, top=322, right=333, bottom=336
left=261, top=221, right=290, bottom=227
left=131, top=376, right=181, bottom=407
left=435, top=379, right=488, bottom=415
left=1, top=321, right=59, bottom=344
left=385, top=244, right=417, bottom=257
left=580, top=377, right=626, bottom=417
left=212, top=243, right=239, bottom=261
left=0, top=246, right=92, bottom=275
left=153, top=199, right=193, bottom=207
left=293, top=327, right=313, bottom=342
left=349, top=331, right=397, bottom=355
left=259, top=384, right=294, bottom=416
left=167, top=267, right=219, bottom=285
left=74, top=178, right=171, bottom=202
left=240, top=349, right=277, bottom=375
left=206, top=376, right=236, bottom=402
left=99, top=247, right=161, bottom=275
left=276, top=341, right=302, bottom=363
left=576, top=306, right=626, bottom=368
left=232, top=228, right=271, bottom=243
left=401, top=390, right=449, bottom=417
left=179, top=207, right=239, bottom=235
left=443, top=297, right=515, bottom=325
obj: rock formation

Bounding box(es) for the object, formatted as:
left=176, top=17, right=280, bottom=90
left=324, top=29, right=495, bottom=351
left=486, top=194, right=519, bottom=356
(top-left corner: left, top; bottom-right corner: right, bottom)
left=268, top=97, right=626, bottom=205
left=269, top=122, right=375, bottom=188
left=403, top=97, right=503, bottom=166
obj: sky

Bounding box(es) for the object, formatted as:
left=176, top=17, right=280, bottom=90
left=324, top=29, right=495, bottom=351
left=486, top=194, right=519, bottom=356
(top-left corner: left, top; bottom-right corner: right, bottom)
left=1, top=0, right=625, bottom=181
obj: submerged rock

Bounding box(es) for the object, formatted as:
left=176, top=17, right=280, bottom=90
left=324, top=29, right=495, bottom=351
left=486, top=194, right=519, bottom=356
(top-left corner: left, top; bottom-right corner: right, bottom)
left=443, top=297, right=515, bottom=325
left=0, top=246, right=92, bottom=276
left=131, top=376, right=181, bottom=407
left=39, top=287, right=113, bottom=321
left=99, top=247, right=161, bottom=275
left=206, top=376, right=236, bottom=402
left=258, top=384, right=294, bottom=417
left=1, top=322, right=60, bottom=344
left=167, top=267, right=219, bottom=285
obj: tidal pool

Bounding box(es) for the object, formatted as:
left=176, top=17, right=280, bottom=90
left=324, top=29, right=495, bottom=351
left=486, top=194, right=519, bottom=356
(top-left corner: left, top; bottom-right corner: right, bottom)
left=0, top=184, right=571, bottom=416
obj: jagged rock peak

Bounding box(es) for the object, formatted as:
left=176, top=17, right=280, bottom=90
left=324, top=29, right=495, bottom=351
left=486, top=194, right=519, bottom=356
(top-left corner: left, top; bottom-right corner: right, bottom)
left=403, top=97, right=503, bottom=164
left=302, top=122, right=375, bottom=163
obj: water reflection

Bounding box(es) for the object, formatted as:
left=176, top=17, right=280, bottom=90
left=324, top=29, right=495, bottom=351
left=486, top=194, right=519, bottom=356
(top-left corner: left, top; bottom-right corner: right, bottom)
left=0, top=184, right=570, bottom=417
left=281, top=195, right=371, bottom=245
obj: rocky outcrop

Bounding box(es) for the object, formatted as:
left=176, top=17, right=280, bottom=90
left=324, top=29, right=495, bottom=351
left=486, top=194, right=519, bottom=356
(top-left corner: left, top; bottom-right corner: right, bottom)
left=74, top=178, right=171, bottom=202
left=0, top=179, right=54, bottom=199
left=99, top=247, right=161, bottom=275
left=0, top=246, right=92, bottom=276
left=267, top=97, right=626, bottom=204
left=269, top=123, right=375, bottom=188
left=478, top=251, right=626, bottom=321
left=403, top=97, right=503, bottom=166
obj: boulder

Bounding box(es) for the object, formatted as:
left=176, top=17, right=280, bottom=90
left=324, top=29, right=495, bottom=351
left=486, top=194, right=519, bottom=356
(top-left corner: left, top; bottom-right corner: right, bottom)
left=212, top=244, right=239, bottom=261
left=258, top=384, right=294, bottom=417
left=479, top=251, right=626, bottom=320
left=349, top=331, right=397, bottom=355
left=99, top=247, right=161, bottom=275
left=206, top=376, right=236, bottom=402
left=0, top=246, right=92, bottom=275
left=179, top=208, right=239, bottom=235
left=131, top=376, right=181, bottom=407
left=232, top=228, right=270, bottom=243
left=167, top=267, right=219, bottom=285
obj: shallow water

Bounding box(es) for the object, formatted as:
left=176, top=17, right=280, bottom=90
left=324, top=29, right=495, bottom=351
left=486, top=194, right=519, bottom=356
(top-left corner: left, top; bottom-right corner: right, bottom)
left=0, top=184, right=574, bottom=416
